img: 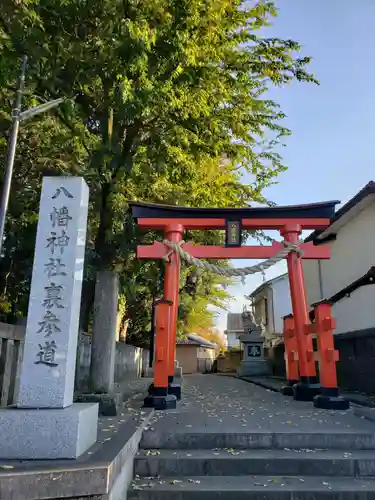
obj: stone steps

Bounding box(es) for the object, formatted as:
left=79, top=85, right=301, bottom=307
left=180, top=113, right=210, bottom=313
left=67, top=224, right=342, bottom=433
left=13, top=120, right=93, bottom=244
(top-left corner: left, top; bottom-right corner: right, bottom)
left=131, top=428, right=375, bottom=499
left=134, top=449, right=375, bottom=477
left=131, top=376, right=375, bottom=500
left=129, top=475, right=375, bottom=499
left=141, top=430, right=375, bottom=450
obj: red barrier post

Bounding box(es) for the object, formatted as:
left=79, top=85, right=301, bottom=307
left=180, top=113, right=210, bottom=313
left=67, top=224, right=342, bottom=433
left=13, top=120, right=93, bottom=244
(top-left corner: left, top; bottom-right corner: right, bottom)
left=281, top=314, right=299, bottom=396
left=311, top=301, right=349, bottom=410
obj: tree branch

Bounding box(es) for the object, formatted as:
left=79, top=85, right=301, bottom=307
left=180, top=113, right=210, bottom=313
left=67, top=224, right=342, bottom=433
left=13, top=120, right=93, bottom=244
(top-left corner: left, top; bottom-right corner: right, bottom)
left=56, top=110, right=92, bottom=156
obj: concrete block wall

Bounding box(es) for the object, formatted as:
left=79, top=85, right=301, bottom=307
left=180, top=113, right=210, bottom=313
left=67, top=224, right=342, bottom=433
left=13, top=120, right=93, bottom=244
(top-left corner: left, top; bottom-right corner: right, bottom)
left=75, top=333, right=150, bottom=392
left=115, top=343, right=144, bottom=380
left=0, top=322, right=151, bottom=403
left=216, top=350, right=241, bottom=373
left=142, top=349, right=151, bottom=375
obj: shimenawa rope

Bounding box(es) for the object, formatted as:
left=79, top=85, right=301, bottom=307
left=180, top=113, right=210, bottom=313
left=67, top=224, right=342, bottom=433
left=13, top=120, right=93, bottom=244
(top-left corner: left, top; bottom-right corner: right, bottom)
left=162, top=239, right=303, bottom=283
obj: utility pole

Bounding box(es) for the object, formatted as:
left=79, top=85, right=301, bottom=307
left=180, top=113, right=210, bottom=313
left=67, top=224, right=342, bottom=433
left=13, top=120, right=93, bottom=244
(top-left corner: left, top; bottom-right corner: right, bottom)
left=0, top=55, right=28, bottom=257
left=0, top=56, right=73, bottom=258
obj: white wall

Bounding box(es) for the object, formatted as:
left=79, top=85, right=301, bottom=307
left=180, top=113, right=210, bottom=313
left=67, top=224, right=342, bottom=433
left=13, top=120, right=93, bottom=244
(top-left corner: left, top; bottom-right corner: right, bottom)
left=303, top=259, right=322, bottom=306
left=303, top=200, right=375, bottom=334
left=270, top=276, right=292, bottom=333
left=333, top=285, right=375, bottom=334
left=198, top=347, right=216, bottom=359
left=226, top=332, right=240, bottom=348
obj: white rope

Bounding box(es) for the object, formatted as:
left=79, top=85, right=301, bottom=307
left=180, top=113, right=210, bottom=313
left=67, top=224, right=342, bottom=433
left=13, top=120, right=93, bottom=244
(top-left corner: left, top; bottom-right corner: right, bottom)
left=162, top=239, right=303, bottom=283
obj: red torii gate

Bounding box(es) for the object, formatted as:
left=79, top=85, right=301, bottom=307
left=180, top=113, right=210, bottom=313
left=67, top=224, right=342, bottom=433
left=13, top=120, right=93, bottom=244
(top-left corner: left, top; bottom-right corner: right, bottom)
left=130, top=200, right=340, bottom=410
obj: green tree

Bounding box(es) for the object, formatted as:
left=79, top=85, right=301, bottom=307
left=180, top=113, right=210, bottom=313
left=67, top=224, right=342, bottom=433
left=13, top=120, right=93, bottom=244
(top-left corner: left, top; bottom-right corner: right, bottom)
left=191, top=327, right=228, bottom=353
left=0, top=0, right=317, bottom=336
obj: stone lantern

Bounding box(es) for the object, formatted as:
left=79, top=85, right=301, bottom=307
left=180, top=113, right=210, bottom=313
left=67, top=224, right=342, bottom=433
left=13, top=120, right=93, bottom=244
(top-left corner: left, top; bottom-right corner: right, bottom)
left=237, top=309, right=271, bottom=377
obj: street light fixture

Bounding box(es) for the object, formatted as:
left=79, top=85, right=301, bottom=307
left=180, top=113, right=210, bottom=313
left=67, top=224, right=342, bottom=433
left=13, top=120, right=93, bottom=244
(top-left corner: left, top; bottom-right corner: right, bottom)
left=0, top=55, right=73, bottom=257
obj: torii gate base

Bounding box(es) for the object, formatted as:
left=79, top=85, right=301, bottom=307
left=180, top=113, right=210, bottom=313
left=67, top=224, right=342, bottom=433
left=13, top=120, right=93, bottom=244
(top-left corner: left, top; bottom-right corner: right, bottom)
left=130, top=200, right=347, bottom=411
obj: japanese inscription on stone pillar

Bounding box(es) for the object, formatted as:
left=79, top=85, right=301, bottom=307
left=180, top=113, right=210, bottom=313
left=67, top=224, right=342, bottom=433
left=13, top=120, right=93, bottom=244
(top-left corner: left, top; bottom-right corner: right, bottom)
left=17, top=178, right=89, bottom=409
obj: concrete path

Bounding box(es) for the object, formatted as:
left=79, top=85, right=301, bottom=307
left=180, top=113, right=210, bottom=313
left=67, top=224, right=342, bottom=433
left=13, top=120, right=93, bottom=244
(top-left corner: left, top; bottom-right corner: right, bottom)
left=142, top=374, right=375, bottom=439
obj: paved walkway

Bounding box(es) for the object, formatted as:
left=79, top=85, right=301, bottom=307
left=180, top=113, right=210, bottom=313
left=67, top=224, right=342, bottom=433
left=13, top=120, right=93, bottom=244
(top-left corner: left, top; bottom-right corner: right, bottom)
left=144, top=374, right=375, bottom=438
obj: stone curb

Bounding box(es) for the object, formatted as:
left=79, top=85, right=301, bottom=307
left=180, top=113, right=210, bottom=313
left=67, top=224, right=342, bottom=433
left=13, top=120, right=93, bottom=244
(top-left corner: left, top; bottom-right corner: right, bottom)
left=239, top=376, right=375, bottom=409
left=240, top=376, right=281, bottom=394
left=0, top=408, right=155, bottom=500
left=354, top=407, right=375, bottom=422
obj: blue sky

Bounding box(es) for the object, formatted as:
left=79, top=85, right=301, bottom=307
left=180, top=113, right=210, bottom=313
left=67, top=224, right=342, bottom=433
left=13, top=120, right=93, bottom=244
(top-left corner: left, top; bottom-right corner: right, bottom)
left=215, top=0, right=375, bottom=331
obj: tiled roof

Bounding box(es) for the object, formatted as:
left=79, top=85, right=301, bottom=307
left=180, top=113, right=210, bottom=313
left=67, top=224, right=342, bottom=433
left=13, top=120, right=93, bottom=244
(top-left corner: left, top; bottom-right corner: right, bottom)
left=226, top=313, right=244, bottom=332
left=305, top=181, right=375, bottom=244
left=176, top=333, right=216, bottom=349
left=176, top=339, right=201, bottom=345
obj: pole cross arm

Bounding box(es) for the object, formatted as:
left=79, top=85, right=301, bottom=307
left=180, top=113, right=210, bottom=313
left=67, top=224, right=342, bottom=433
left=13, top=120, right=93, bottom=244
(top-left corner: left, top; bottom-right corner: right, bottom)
left=137, top=241, right=331, bottom=260
left=19, top=97, right=71, bottom=122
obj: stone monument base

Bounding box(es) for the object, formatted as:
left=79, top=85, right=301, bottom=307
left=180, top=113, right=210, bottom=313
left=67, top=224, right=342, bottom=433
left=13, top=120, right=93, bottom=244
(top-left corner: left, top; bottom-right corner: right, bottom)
left=75, top=392, right=122, bottom=416
left=237, top=359, right=271, bottom=377
left=0, top=402, right=98, bottom=459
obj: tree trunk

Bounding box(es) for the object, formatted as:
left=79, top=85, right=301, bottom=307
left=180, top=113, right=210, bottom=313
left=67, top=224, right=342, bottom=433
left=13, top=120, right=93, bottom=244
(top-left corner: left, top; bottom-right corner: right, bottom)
left=79, top=278, right=96, bottom=332
left=94, top=182, right=114, bottom=269
left=118, top=313, right=129, bottom=343
left=80, top=181, right=115, bottom=332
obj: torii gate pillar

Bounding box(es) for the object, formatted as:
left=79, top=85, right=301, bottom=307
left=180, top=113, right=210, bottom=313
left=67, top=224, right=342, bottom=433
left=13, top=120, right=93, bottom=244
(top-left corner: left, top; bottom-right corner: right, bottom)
left=282, top=224, right=320, bottom=400
left=144, top=224, right=183, bottom=410
left=163, top=224, right=183, bottom=399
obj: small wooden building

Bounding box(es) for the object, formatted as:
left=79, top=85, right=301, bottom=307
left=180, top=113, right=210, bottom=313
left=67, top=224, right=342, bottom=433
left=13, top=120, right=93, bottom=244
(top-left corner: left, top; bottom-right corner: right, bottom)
left=176, top=335, right=217, bottom=374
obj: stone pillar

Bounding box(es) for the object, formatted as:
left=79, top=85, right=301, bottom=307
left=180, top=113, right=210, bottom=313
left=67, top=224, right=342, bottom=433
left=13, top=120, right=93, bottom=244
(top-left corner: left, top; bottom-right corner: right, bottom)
left=0, top=177, right=98, bottom=459
left=89, top=271, right=119, bottom=394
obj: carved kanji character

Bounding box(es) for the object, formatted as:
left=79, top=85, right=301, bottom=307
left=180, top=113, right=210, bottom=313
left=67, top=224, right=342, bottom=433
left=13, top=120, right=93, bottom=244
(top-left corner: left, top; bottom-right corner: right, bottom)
left=35, top=340, right=58, bottom=367
left=42, top=282, right=64, bottom=309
